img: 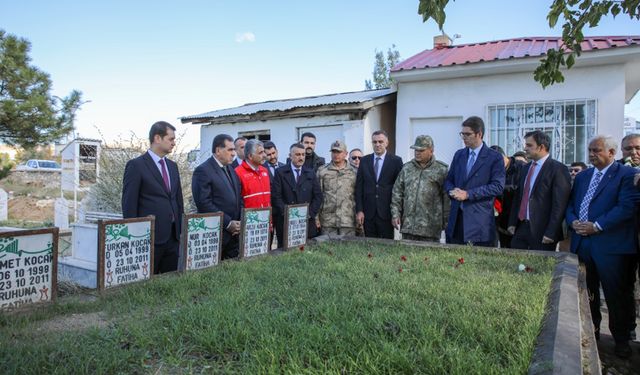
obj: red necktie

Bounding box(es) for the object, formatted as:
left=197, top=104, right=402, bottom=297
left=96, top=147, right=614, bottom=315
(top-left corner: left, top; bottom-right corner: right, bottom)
left=517, top=162, right=537, bottom=221
left=159, top=159, right=171, bottom=193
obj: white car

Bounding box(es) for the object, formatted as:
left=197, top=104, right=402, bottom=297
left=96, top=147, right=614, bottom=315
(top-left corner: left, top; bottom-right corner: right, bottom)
left=15, top=159, right=62, bottom=172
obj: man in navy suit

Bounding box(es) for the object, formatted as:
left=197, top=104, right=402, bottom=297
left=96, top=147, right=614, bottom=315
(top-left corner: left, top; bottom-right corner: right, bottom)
left=355, top=130, right=403, bottom=239
left=192, top=134, right=243, bottom=259
left=508, top=130, right=571, bottom=251
left=263, top=141, right=285, bottom=180
left=567, top=135, right=640, bottom=358
left=445, top=116, right=505, bottom=246
left=272, top=143, right=323, bottom=247
left=122, top=121, right=184, bottom=274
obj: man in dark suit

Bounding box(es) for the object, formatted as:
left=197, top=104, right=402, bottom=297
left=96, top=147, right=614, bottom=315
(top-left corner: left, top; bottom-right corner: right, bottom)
left=272, top=143, right=323, bottom=247
left=263, top=141, right=284, bottom=248
left=192, top=134, right=243, bottom=259
left=490, top=145, right=525, bottom=248
left=445, top=116, right=505, bottom=246
left=507, top=130, right=571, bottom=251
left=263, top=141, right=285, bottom=179
left=355, top=130, right=403, bottom=239
left=567, top=135, right=639, bottom=358
left=122, top=121, right=184, bottom=274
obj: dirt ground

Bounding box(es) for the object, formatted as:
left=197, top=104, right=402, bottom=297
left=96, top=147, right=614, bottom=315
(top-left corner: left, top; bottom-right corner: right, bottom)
left=8, top=196, right=54, bottom=222
left=598, top=304, right=640, bottom=374
left=35, top=311, right=109, bottom=333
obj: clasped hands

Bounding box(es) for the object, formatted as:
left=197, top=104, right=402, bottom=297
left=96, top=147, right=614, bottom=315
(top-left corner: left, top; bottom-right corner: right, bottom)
left=572, top=220, right=598, bottom=236
left=448, top=188, right=468, bottom=201
left=227, top=220, right=241, bottom=236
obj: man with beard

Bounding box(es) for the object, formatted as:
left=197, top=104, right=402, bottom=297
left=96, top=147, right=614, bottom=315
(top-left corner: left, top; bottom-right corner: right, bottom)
left=507, top=130, right=571, bottom=251
left=263, top=141, right=285, bottom=179
left=300, top=132, right=325, bottom=172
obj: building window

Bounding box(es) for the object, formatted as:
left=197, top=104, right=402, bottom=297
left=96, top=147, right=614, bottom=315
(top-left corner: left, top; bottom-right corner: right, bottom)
left=239, top=130, right=270, bottom=141
left=488, top=100, right=596, bottom=164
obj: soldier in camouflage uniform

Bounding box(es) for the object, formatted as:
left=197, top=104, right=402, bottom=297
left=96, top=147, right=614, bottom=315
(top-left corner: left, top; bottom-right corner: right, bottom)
left=317, top=140, right=357, bottom=236
left=391, top=135, right=449, bottom=242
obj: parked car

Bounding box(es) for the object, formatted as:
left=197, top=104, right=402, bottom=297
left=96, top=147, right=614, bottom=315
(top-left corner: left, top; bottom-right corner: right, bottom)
left=15, top=159, right=62, bottom=172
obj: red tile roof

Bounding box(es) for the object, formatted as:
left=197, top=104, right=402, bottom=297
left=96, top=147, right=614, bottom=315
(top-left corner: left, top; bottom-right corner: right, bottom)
left=392, top=36, right=640, bottom=72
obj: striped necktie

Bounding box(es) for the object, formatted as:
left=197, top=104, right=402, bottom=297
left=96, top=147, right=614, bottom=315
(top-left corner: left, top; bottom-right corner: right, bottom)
left=579, top=171, right=603, bottom=222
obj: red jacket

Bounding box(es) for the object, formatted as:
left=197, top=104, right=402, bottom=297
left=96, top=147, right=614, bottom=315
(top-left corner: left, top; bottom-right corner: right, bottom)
left=235, top=162, right=271, bottom=208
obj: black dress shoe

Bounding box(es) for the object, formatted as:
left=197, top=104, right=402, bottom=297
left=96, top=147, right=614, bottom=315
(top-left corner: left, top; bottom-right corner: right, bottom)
left=614, top=341, right=632, bottom=359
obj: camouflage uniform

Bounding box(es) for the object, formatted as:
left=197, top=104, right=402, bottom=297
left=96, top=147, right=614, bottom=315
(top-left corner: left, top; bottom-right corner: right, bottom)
left=391, top=158, right=449, bottom=241
left=317, top=161, right=357, bottom=236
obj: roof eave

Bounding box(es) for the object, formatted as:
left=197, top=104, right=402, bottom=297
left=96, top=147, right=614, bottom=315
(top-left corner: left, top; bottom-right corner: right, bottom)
left=181, top=92, right=397, bottom=125
left=390, top=46, right=640, bottom=83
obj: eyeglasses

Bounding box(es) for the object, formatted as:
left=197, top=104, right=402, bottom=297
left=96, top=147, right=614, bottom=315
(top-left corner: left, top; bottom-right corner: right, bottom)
left=459, top=132, right=475, bottom=138
left=351, top=156, right=362, bottom=160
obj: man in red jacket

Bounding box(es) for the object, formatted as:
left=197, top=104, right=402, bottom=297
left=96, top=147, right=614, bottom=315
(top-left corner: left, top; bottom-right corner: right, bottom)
left=235, top=139, right=271, bottom=209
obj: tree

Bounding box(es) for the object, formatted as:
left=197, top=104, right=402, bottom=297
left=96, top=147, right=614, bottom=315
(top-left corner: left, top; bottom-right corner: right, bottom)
left=0, top=29, right=84, bottom=147
left=365, top=45, right=401, bottom=90
left=85, top=132, right=194, bottom=214
left=417, top=0, right=640, bottom=88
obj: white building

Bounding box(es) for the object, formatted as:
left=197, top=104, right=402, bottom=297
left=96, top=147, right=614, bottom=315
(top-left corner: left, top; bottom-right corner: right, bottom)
left=391, top=36, right=640, bottom=165
left=624, top=116, right=640, bottom=135
left=181, top=89, right=397, bottom=164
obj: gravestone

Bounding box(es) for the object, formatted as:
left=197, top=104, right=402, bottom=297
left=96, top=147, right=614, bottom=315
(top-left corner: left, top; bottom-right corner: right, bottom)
left=0, top=228, right=59, bottom=310
left=240, top=208, right=271, bottom=258
left=54, top=198, right=69, bottom=230
left=97, top=217, right=154, bottom=290
left=0, top=188, right=7, bottom=221
left=284, top=204, right=308, bottom=249
left=181, top=213, right=222, bottom=271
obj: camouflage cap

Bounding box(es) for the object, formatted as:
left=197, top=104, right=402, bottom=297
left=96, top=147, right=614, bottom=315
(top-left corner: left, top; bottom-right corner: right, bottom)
left=330, top=140, right=347, bottom=152
left=410, top=135, right=434, bottom=150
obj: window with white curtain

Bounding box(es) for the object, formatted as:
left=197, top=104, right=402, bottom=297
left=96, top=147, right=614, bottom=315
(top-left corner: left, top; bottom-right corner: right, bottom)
left=488, top=100, right=596, bottom=164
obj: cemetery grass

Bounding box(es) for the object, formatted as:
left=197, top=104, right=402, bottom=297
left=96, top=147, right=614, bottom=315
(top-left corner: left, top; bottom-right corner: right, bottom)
left=0, top=241, right=556, bottom=374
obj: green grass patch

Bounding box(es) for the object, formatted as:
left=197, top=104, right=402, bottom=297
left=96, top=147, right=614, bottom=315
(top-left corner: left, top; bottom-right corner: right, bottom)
left=0, top=241, right=555, bottom=374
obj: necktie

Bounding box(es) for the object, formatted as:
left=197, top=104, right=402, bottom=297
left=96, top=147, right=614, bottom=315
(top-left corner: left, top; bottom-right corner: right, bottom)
left=223, top=165, right=234, bottom=187
left=579, top=171, right=603, bottom=222
left=158, top=159, right=170, bottom=193
left=517, top=162, right=537, bottom=221
left=374, top=157, right=381, bottom=181
left=295, top=168, right=300, bottom=183
left=466, top=150, right=476, bottom=176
